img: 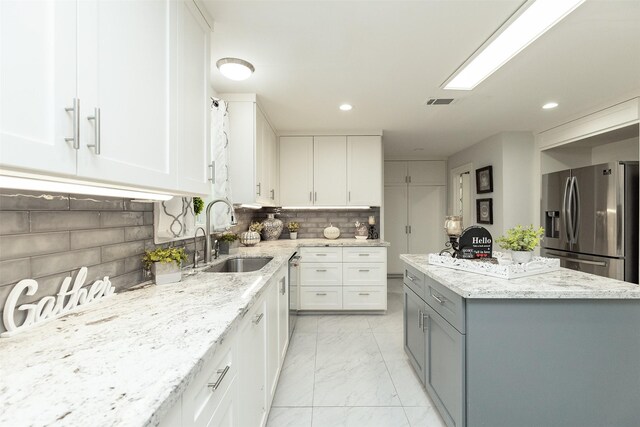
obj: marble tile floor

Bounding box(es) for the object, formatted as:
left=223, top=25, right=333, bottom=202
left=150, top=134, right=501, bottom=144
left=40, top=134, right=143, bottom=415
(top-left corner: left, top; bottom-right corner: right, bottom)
left=267, top=279, right=446, bottom=427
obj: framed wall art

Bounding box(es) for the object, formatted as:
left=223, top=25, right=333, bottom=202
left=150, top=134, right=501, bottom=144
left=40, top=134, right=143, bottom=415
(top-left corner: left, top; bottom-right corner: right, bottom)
left=475, top=165, right=493, bottom=194
left=476, top=198, right=493, bottom=224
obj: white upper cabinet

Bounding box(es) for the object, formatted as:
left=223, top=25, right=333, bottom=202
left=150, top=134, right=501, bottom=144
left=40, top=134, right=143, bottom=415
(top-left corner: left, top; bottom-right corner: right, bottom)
left=384, top=161, right=409, bottom=185
left=279, top=137, right=314, bottom=206
left=407, top=160, right=447, bottom=185
left=226, top=96, right=278, bottom=206
left=0, top=0, right=78, bottom=175
left=347, top=136, right=382, bottom=206
left=76, top=0, right=177, bottom=190
left=1, top=0, right=212, bottom=196
left=176, top=0, right=212, bottom=196
left=313, top=136, right=347, bottom=206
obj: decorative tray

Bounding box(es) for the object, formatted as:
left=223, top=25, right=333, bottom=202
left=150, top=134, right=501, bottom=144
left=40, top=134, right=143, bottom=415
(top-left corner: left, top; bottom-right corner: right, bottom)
left=427, top=252, right=561, bottom=280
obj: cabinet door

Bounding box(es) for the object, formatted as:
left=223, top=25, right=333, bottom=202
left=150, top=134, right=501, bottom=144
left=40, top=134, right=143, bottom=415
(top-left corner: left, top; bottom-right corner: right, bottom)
left=403, top=285, right=426, bottom=381
left=408, top=186, right=446, bottom=255
left=424, top=304, right=465, bottom=427
left=77, top=0, right=177, bottom=190
left=384, top=185, right=408, bottom=274
left=384, top=161, right=408, bottom=186
left=277, top=272, right=289, bottom=362
left=238, top=297, right=267, bottom=427
left=266, top=280, right=279, bottom=405
left=313, top=136, right=347, bottom=206
left=0, top=0, right=77, bottom=175
left=207, top=376, right=237, bottom=427
left=408, top=161, right=446, bottom=185
left=279, top=137, right=313, bottom=206
left=347, top=136, right=382, bottom=206
left=261, top=115, right=277, bottom=206
left=176, top=0, right=211, bottom=196
left=255, top=106, right=269, bottom=204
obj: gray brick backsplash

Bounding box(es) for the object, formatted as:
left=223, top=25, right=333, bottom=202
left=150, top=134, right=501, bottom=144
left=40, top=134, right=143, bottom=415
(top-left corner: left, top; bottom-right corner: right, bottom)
left=31, top=211, right=101, bottom=232
left=0, top=272, right=72, bottom=307
left=0, top=258, right=30, bottom=286
left=143, top=211, right=154, bottom=225
left=101, top=211, right=144, bottom=227
left=0, top=189, right=69, bottom=211
left=0, top=231, right=70, bottom=261
left=124, top=200, right=154, bottom=212
left=110, top=270, right=144, bottom=291
left=70, top=195, right=124, bottom=211
left=31, top=248, right=102, bottom=278
left=102, top=241, right=145, bottom=263
left=70, top=228, right=125, bottom=250
left=76, top=260, right=126, bottom=283
left=124, top=225, right=153, bottom=241
left=124, top=257, right=143, bottom=273
left=0, top=211, right=29, bottom=235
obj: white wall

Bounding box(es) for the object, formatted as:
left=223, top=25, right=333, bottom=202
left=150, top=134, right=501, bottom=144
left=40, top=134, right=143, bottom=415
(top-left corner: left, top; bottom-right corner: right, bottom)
left=447, top=132, right=535, bottom=238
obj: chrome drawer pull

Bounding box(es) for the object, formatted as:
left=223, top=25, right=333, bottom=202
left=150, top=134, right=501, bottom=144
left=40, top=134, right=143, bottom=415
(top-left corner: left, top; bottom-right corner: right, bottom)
left=406, top=273, right=416, bottom=282
left=358, top=253, right=370, bottom=256
left=358, top=269, right=370, bottom=272
left=431, top=294, right=446, bottom=305
left=418, top=310, right=423, bottom=329
left=64, top=98, right=80, bottom=149
left=208, top=365, right=230, bottom=392
left=316, top=269, right=327, bottom=272
left=316, top=253, right=327, bottom=256
left=316, top=293, right=327, bottom=296
left=253, top=313, right=264, bottom=324
left=358, top=292, right=370, bottom=296
left=86, top=107, right=101, bottom=154
left=422, top=313, right=430, bottom=332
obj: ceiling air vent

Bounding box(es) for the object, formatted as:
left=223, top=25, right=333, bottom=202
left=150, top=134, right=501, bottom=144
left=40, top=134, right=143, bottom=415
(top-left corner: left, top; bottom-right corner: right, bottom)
left=426, top=98, right=455, bottom=106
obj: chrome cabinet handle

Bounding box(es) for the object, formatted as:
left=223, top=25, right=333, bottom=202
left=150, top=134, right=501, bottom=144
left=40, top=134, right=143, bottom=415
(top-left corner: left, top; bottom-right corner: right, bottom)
left=359, top=292, right=370, bottom=296
left=358, top=253, right=370, bottom=257
left=253, top=313, right=264, bottom=324
left=316, top=269, right=327, bottom=272
left=408, top=225, right=412, bottom=234
left=280, top=278, right=286, bottom=295
left=309, top=191, right=312, bottom=202
left=422, top=313, right=429, bottom=332
left=87, top=107, right=101, bottom=154
left=348, top=191, right=351, bottom=202
left=359, top=269, right=370, bottom=272
left=431, top=293, right=446, bottom=305
left=256, top=183, right=261, bottom=196
left=314, top=192, right=317, bottom=202
left=316, top=293, right=327, bottom=296
left=418, top=309, right=423, bottom=329
left=406, top=273, right=416, bottom=282
left=209, top=162, right=215, bottom=183
left=316, top=253, right=327, bottom=257
left=270, top=189, right=275, bottom=200
left=207, top=365, right=230, bottom=392
left=546, top=253, right=607, bottom=267
left=65, top=98, right=80, bottom=149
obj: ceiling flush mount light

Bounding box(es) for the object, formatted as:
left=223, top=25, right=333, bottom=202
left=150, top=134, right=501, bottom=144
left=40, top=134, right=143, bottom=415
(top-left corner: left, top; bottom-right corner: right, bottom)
left=339, top=104, right=353, bottom=111
left=542, top=102, right=559, bottom=109
left=444, top=0, right=585, bottom=90
left=216, top=57, right=255, bottom=81
left=0, top=175, right=173, bottom=201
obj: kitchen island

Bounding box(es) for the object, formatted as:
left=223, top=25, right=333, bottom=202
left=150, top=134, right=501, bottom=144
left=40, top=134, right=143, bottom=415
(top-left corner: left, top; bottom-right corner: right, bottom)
left=400, top=254, right=640, bottom=427
left=0, top=239, right=387, bottom=427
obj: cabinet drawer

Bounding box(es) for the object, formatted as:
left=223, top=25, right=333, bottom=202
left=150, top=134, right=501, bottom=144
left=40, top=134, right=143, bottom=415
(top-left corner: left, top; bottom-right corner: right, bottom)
left=343, top=263, right=386, bottom=286
left=300, top=263, right=342, bottom=286
left=343, top=247, right=386, bottom=262
left=343, top=287, right=387, bottom=310
left=182, top=340, right=236, bottom=427
left=300, top=286, right=342, bottom=310
left=425, top=275, right=465, bottom=333
left=300, top=247, right=342, bottom=263
left=404, top=265, right=425, bottom=299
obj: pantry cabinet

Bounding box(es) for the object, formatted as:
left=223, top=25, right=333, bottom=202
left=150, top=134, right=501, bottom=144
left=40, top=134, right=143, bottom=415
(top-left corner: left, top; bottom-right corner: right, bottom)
left=225, top=96, right=278, bottom=206
left=278, top=134, right=382, bottom=207
left=0, top=0, right=212, bottom=196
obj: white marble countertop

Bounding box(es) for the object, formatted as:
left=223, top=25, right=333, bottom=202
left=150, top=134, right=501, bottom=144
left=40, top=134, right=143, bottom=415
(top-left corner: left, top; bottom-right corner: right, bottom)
left=0, top=238, right=387, bottom=427
left=400, top=254, right=640, bottom=299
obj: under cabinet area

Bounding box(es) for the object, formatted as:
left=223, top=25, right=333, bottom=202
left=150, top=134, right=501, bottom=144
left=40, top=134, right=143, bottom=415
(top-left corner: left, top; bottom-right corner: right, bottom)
left=299, top=247, right=387, bottom=311
left=0, top=0, right=213, bottom=196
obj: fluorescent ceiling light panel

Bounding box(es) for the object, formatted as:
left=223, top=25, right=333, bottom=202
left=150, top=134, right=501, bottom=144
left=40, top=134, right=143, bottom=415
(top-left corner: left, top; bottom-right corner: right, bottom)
left=0, top=176, right=173, bottom=201
left=444, top=0, right=585, bottom=90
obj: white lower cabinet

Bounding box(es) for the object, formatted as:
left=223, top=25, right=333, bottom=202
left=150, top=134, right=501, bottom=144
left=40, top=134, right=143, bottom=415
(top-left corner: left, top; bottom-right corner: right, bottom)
left=299, top=247, right=387, bottom=311
left=159, top=267, right=289, bottom=427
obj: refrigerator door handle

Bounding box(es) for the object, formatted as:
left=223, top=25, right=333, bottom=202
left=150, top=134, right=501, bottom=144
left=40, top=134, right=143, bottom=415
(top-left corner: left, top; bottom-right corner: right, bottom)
left=562, top=177, right=573, bottom=244
left=572, top=177, right=580, bottom=244
left=545, top=252, right=608, bottom=267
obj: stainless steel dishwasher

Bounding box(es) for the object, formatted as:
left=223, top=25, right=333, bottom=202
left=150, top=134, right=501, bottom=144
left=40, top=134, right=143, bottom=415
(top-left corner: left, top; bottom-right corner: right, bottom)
left=288, top=253, right=300, bottom=337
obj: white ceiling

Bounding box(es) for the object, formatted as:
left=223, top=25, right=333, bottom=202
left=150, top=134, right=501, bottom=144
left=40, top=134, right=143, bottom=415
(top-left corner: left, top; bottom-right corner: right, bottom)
left=203, top=0, right=640, bottom=158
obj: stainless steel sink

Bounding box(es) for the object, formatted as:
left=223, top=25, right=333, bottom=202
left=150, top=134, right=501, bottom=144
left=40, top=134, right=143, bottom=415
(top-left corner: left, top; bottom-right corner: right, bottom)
left=204, top=257, right=273, bottom=273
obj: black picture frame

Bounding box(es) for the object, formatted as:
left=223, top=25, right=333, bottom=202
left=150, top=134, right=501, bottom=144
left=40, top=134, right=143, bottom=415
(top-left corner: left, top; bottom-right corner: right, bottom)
left=476, top=198, right=493, bottom=224
left=475, top=165, right=493, bottom=194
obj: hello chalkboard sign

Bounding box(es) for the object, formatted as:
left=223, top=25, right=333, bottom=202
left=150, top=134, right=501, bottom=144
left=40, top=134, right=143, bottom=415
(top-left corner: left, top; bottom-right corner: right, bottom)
left=458, top=226, right=493, bottom=259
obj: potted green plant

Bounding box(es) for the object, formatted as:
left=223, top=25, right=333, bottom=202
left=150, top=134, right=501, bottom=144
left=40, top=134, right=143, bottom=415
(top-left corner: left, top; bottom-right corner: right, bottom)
left=495, top=225, right=545, bottom=264
left=217, top=232, right=239, bottom=255
left=288, top=222, right=299, bottom=240
left=142, top=247, right=188, bottom=285
left=240, top=222, right=263, bottom=246
left=193, top=197, right=204, bottom=216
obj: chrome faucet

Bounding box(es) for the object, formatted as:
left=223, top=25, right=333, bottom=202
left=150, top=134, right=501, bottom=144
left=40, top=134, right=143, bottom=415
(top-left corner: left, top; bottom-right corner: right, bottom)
left=205, top=199, right=238, bottom=263
left=193, top=227, right=206, bottom=268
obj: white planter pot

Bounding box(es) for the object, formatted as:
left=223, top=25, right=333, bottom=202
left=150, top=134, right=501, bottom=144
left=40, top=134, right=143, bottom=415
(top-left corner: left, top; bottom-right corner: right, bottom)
left=290, top=232, right=298, bottom=240
left=511, top=250, right=533, bottom=264
left=151, top=262, right=182, bottom=285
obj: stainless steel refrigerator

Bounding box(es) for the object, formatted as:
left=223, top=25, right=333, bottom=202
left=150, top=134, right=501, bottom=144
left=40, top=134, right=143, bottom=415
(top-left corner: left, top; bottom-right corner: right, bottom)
left=541, top=161, right=639, bottom=283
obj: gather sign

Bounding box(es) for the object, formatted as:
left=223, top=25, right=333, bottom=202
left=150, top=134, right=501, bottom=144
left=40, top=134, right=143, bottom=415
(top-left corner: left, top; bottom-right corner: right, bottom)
left=1, top=267, right=115, bottom=338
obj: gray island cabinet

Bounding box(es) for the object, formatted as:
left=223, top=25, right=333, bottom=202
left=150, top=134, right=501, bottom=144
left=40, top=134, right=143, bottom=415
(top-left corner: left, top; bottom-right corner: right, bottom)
left=401, top=254, right=640, bottom=427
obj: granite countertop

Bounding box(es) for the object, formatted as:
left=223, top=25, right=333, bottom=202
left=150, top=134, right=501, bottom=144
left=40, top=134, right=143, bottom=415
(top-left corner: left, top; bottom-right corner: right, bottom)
left=0, top=238, right=388, bottom=427
left=400, top=254, right=640, bottom=299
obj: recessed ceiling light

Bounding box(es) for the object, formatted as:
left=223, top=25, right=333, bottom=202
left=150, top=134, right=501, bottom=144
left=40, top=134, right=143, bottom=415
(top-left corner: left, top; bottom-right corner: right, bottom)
left=444, top=0, right=585, bottom=90
left=542, top=102, right=559, bottom=109
left=339, top=104, right=353, bottom=111
left=216, top=58, right=255, bottom=81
